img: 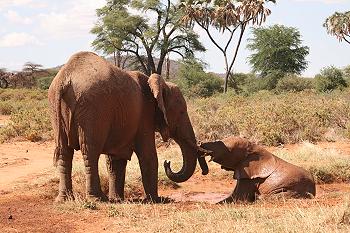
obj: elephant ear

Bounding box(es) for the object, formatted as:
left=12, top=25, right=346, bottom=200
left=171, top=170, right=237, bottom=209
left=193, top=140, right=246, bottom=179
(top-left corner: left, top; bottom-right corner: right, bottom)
left=234, top=147, right=277, bottom=180
left=148, top=73, right=170, bottom=141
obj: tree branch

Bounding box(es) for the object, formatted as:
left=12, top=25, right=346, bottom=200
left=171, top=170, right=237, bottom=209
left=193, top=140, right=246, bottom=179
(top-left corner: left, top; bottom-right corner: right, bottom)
left=194, top=17, right=225, bottom=55
left=227, top=24, right=247, bottom=76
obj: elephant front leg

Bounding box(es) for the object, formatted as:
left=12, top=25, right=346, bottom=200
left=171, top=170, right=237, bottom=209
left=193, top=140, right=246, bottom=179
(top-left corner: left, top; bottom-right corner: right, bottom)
left=106, top=155, right=127, bottom=202
left=55, top=147, right=74, bottom=202
left=135, top=137, right=160, bottom=202
left=83, top=154, right=108, bottom=201
left=137, top=154, right=160, bottom=202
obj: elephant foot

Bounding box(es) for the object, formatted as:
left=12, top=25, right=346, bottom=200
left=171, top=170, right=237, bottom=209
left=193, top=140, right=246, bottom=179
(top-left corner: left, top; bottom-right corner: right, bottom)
left=54, top=191, right=75, bottom=203
left=142, top=196, right=173, bottom=204
left=86, top=192, right=108, bottom=202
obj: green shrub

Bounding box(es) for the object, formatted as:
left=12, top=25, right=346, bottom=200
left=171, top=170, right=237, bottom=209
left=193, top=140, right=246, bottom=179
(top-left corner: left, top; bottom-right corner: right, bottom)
left=275, top=74, right=313, bottom=93
left=176, top=59, right=223, bottom=97
left=314, top=66, right=347, bottom=92
left=37, top=76, right=54, bottom=90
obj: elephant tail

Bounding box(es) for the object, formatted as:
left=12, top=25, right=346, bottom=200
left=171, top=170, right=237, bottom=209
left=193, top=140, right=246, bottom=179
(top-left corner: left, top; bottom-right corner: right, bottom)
left=52, top=78, right=70, bottom=167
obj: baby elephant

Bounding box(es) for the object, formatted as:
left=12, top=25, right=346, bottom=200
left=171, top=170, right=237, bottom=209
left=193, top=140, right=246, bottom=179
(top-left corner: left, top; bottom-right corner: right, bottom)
left=200, top=136, right=316, bottom=203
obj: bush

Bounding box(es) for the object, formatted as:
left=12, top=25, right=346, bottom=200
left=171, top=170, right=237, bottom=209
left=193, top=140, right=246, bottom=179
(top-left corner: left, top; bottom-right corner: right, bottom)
left=275, top=74, right=313, bottom=93
left=176, top=59, right=223, bottom=97
left=314, top=66, right=347, bottom=92
left=4, top=107, right=52, bottom=142
left=37, top=76, right=54, bottom=90
left=189, top=91, right=350, bottom=145
left=0, top=89, right=51, bottom=142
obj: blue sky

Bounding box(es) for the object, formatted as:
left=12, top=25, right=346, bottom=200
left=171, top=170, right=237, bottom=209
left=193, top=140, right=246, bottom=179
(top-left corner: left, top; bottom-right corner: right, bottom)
left=0, top=0, right=349, bottom=77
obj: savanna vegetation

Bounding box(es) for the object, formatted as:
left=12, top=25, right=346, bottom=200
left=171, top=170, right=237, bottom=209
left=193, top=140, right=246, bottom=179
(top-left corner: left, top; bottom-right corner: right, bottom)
left=1, top=1, right=350, bottom=232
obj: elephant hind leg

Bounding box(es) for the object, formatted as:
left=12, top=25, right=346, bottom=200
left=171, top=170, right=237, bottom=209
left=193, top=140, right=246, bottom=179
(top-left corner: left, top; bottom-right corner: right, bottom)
left=55, top=147, right=74, bottom=202
left=217, top=179, right=259, bottom=204
left=83, top=152, right=108, bottom=202
left=106, top=155, right=128, bottom=202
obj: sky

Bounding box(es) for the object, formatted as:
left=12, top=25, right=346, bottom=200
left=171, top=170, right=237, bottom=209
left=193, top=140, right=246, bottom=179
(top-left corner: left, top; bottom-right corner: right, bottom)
left=0, top=0, right=349, bottom=77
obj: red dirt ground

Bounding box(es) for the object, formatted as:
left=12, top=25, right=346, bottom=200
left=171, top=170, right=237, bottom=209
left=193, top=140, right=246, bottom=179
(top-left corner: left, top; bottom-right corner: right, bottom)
left=0, top=140, right=349, bottom=232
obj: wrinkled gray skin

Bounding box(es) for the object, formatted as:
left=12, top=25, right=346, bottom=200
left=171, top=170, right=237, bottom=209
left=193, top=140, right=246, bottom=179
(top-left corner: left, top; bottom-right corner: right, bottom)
left=48, top=51, right=208, bottom=203
left=200, top=136, right=316, bottom=203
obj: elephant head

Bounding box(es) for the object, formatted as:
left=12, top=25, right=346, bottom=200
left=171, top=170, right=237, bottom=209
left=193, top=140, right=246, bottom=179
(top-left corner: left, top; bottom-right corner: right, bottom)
left=199, top=137, right=277, bottom=179
left=148, top=74, right=208, bottom=183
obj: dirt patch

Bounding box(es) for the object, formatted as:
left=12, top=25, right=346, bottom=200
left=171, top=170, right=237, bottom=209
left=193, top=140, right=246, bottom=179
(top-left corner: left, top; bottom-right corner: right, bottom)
left=0, top=141, right=54, bottom=193
left=0, top=140, right=350, bottom=232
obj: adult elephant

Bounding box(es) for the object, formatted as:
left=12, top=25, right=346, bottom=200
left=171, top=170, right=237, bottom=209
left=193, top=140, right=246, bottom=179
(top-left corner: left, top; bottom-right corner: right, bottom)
left=48, top=51, right=208, bottom=203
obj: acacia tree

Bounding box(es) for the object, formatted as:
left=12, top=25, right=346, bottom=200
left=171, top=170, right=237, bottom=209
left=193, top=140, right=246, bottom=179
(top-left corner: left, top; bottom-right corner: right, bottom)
left=91, top=0, right=205, bottom=75
left=22, top=62, right=44, bottom=75
left=247, top=25, right=309, bottom=77
left=180, top=0, right=276, bottom=93
left=324, top=11, right=350, bottom=45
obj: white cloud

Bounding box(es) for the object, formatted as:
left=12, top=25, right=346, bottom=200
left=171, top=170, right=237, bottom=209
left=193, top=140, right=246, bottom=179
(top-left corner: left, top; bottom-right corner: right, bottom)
left=0, top=0, right=46, bottom=9
left=38, top=0, right=105, bottom=39
left=0, top=32, right=42, bottom=47
left=4, top=10, right=33, bottom=24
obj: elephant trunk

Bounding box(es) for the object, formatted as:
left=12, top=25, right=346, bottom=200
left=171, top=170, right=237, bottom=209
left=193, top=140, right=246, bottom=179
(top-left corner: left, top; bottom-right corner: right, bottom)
left=164, top=121, right=209, bottom=183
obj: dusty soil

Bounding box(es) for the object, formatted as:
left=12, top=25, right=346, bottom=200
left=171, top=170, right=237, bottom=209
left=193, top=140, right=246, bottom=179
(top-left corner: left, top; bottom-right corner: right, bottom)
left=0, top=140, right=350, bottom=232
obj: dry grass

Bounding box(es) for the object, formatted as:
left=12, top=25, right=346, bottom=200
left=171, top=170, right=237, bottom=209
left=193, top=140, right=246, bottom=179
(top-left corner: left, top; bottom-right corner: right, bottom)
left=54, top=197, right=350, bottom=233
left=275, top=142, right=350, bottom=183
left=189, top=90, right=350, bottom=145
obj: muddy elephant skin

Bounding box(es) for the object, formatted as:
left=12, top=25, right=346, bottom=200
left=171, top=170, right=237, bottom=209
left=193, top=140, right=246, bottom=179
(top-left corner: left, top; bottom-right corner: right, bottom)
left=48, top=51, right=208, bottom=203
left=200, top=136, right=316, bottom=203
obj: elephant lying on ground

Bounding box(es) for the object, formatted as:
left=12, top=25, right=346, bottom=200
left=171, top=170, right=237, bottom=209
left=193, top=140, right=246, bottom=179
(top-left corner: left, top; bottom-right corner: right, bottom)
left=200, top=136, right=316, bottom=203
left=48, top=51, right=208, bottom=203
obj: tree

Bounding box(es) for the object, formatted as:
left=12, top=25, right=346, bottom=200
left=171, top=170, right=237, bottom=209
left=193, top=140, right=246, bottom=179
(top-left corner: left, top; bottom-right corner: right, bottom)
left=314, top=66, right=347, bottom=92
left=324, top=11, right=350, bottom=45
left=176, top=59, right=223, bottom=97
left=91, top=0, right=205, bottom=75
left=247, top=25, right=309, bottom=78
left=180, top=0, right=275, bottom=93
left=22, top=62, right=44, bottom=74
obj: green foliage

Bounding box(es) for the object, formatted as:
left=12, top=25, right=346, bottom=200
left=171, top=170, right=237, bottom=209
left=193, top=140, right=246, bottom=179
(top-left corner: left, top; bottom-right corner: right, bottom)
left=275, top=74, right=313, bottom=93
left=247, top=24, right=309, bottom=76
left=91, top=0, right=204, bottom=75
left=314, top=66, right=347, bottom=92
left=176, top=59, right=223, bottom=97
left=228, top=73, right=267, bottom=95
left=36, top=76, right=54, bottom=90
